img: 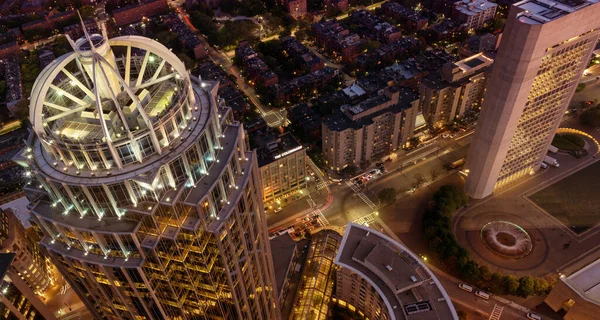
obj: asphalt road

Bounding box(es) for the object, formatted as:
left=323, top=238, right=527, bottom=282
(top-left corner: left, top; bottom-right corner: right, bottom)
left=267, top=133, right=473, bottom=228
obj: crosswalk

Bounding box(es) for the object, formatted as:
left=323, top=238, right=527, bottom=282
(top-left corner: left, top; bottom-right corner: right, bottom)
left=353, top=212, right=377, bottom=226
left=316, top=180, right=331, bottom=190
left=306, top=196, right=316, bottom=208
left=489, top=304, right=503, bottom=320
left=313, top=209, right=330, bottom=226
left=345, top=181, right=377, bottom=210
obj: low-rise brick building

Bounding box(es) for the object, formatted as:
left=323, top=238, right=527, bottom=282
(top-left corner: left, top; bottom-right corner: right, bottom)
left=113, top=0, right=168, bottom=26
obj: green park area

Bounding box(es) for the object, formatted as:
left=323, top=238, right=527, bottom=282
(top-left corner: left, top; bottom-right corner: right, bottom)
left=530, top=161, right=600, bottom=234
left=552, top=134, right=585, bottom=151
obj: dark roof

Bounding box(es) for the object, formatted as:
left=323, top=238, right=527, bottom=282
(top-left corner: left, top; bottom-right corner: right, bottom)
left=324, top=87, right=417, bottom=132
left=254, top=132, right=303, bottom=167
left=0, top=253, right=15, bottom=281
left=113, top=0, right=163, bottom=13
left=270, top=234, right=296, bottom=297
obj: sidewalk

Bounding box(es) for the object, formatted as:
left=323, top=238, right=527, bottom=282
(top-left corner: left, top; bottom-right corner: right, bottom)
left=267, top=186, right=330, bottom=231
left=375, top=213, right=535, bottom=316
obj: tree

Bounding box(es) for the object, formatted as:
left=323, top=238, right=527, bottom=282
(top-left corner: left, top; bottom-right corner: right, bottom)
left=413, top=173, right=426, bottom=188
left=339, top=166, right=358, bottom=177
left=13, top=99, right=29, bottom=121
left=409, top=136, right=420, bottom=149
left=79, top=5, right=96, bottom=20
left=304, top=230, right=312, bottom=240
left=504, top=275, right=520, bottom=296
left=237, top=0, right=267, bottom=16
left=576, top=83, right=587, bottom=92
left=430, top=168, right=440, bottom=181
left=580, top=106, right=600, bottom=127
left=457, top=310, right=468, bottom=320
left=295, top=29, right=309, bottom=42
left=534, top=278, right=550, bottom=295
left=479, top=265, right=492, bottom=282
left=461, top=260, right=481, bottom=282
left=378, top=188, right=397, bottom=205
left=518, top=276, right=536, bottom=297
left=489, top=272, right=506, bottom=295
left=0, top=81, right=6, bottom=102
left=177, top=53, right=195, bottom=70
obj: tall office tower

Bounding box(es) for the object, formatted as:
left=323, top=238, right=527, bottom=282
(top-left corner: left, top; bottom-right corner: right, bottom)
left=464, top=0, right=600, bottom=198
left=14, top=26, right=280, bottom=319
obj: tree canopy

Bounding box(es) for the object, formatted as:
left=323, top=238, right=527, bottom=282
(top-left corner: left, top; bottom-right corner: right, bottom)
left=422, top=185, right=553, bottom=297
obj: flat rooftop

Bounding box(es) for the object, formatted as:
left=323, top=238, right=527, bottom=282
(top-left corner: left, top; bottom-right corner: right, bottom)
left=454, top=0, right=497, bottom=15
left=0, top=253, right=15, bottom=281
left=324, top=87, right=418, bottom=132
left=514, top=0, right=598, bottom=24
left=270, top=233, right=297, bottom=297
left=566, top=258, right=600, bottom=302
left=454, top=53, right=493, bottom=72
left=336, top=223, right=457, bottom=320
left=254, top=132, right=303, bottom=167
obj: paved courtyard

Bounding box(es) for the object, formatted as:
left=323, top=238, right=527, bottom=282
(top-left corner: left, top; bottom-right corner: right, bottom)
left=454, top=133, right=600, bottom=278
left=529, top=160, right=600, bottom=234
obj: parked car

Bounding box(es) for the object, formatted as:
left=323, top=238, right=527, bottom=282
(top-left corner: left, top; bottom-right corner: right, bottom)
left=458, top=283, right=473, bottom=292
left=475, top=290, right=490, bottom=300
left=526, top=313, right=542, bottom=320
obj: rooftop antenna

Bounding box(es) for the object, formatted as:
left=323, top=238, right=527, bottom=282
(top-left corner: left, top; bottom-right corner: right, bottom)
left=77, top=10, right=95, bottom=52
left=100, top=21, right=108, bottom=40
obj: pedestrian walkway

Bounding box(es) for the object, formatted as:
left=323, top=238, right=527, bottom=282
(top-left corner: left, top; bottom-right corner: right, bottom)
left=345, top=181, right=378, bottom=210
left=315, top=209, right=330, bottom=226
left=316, top=180, right=331, bottom=190
left=489, top=304, right=503, bottom=320
left=353, top=212, right=377, bottom=226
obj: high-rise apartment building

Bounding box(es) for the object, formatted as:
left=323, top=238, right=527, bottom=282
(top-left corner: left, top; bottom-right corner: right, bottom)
left=465, top=0, right=600, bottom=198
left=0, top=209, right=51, bottom=295
left=14, top=26, right=280, bottom=319
left=322, top=87, right=419, bottom=171
left=0, top=211, right=56, bottom=320
left=285, top=0, right=307, bottom=19
left=420, top=53, right=492, bottom=128
left=452, top=0, right=498, bottom=30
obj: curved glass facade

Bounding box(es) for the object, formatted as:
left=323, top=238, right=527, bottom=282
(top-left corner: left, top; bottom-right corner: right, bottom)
left=16, top=32, right=280, bottom=320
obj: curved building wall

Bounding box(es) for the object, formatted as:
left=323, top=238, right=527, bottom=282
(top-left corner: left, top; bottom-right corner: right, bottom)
left=16, top=33, right=280, bottom=320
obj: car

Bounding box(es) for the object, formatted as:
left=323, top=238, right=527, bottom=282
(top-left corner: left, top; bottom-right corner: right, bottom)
left=273, top=207, right=283, bottom=213
left=526, top=313, right=542, bottom=320
left=458, top=283, right=473, bottom=292
left=369, top=169, right=381, bottom=175
left=475, top=290, right=490, bottom=300
left=541, top=162, right=548, bottom=169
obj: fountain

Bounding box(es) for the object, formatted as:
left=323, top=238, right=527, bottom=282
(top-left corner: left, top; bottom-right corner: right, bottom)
left=480, top=221, right=533, bottom=259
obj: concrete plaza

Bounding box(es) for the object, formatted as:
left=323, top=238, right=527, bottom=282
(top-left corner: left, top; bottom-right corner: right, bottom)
left=454, top=128, right=600, bottom=278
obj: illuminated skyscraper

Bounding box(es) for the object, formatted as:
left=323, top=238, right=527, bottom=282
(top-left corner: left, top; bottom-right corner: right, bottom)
left=14, top=25, right=280, bottom=319
left=0, top=210, right=56, bottom=320
left=465, top=0, right=600, bottom=198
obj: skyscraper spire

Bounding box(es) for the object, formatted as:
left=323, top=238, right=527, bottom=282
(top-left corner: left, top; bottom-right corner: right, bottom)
left=76, top=10, right=95, bottom=52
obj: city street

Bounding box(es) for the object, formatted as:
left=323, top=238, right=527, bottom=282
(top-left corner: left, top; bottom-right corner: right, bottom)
left=267, top=132, right=472, bottom=229
left=176, top=7, right=286, bottom=126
